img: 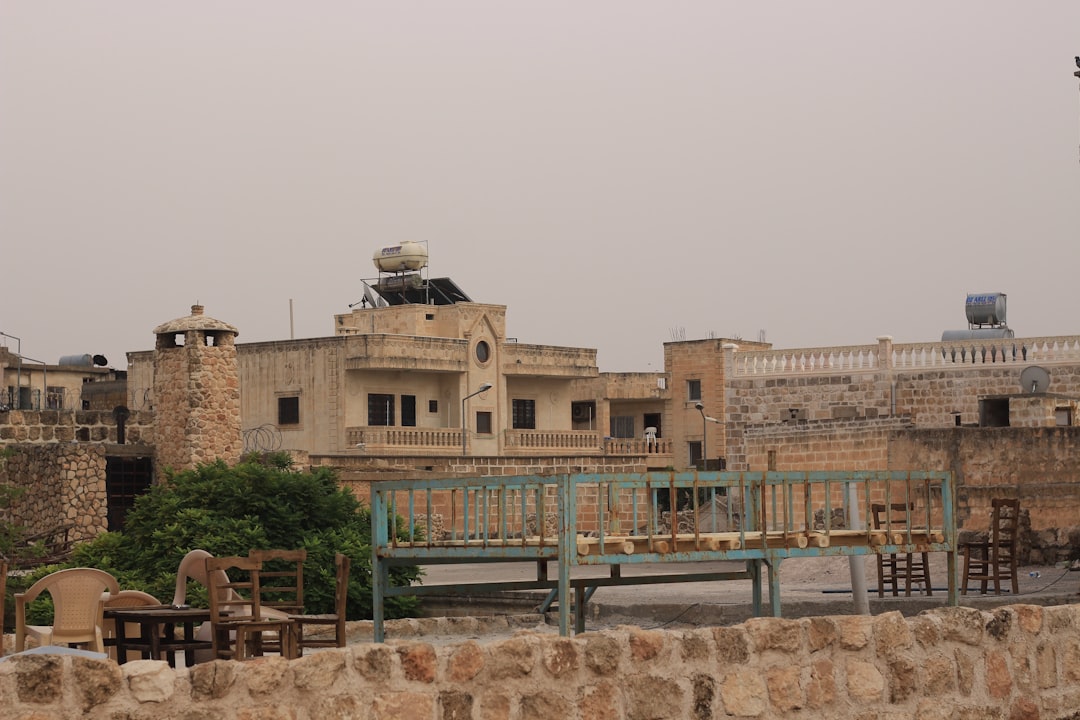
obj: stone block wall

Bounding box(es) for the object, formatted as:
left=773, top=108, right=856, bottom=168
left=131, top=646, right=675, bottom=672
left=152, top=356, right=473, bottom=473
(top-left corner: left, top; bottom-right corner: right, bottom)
left=0, top=444, right=109, bottom=542
left=0, top=409, right=153, bottom=445
left=2, top=604, right=1079, bottom=719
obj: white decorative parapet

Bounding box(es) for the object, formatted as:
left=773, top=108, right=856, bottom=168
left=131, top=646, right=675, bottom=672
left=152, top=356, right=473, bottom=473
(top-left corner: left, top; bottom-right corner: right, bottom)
left=730, top=345, right=879, bottom=376
left=730, top=336, right=1080, bottom=377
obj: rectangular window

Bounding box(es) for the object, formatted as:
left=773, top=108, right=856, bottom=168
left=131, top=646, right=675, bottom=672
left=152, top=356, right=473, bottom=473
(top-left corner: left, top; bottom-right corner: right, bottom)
left=688, top=440, right=703, bottom=468
left=401, top=395, right=417, bottom=427
left=368, top=393, right=395, bottom=426
left=512, top=399, right=536, bottom=429
left=687, top=379, right=701, bottom=401
left=46, top=386, right=65, bottom=410
left=428, top=400, right=438, bottom=413
left=278, top=396, right=300, bottom=425
left=610, top=416, right=635, bottom=438
left=476, top=411, right=493, bottom=434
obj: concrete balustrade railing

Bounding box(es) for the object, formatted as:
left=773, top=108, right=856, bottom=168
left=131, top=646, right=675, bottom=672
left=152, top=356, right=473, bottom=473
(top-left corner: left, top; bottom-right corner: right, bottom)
left=730, top=335, right=1080, bottom=377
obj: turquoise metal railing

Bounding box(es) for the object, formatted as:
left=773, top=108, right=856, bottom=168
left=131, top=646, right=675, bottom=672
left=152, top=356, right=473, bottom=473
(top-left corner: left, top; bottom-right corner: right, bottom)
left=371, top=470, right=956, bottom=639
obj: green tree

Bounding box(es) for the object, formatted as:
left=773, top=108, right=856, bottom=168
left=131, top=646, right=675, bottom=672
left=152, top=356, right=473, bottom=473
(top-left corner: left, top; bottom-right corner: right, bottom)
left=65, top=453, right=420, bottom=620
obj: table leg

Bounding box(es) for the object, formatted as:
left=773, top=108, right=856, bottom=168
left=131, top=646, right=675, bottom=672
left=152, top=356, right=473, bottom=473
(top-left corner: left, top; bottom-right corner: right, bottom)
left=114, top=616, right=129, bottom=664
left=162, top=622, right=176, bottom=668
left=182, top=621, right=197, bottom=668
left=149, top=621, right=164, bottom=666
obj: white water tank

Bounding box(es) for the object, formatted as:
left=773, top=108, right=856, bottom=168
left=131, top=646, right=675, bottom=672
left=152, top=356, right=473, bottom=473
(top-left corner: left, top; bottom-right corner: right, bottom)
left=373, top=242, right=428, bottom=272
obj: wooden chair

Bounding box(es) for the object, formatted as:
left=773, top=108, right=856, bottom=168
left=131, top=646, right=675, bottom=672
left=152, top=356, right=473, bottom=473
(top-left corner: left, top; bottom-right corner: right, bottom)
left=205, top=556, right=296, bottom=660
left=248, top=548, right=306, bottom=614
left=15, top=567, right=120, bottom=653
left=872, top=502, right=931, bottom=597
left=289, top=553, right=350, bottom=655
left=102, top=589, right=161, bottom=662
left=961, top=498, right=1020, bottom=595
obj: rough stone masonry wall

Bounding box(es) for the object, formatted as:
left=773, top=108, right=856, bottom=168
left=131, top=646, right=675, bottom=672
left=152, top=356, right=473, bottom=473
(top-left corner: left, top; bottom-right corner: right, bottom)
left=0, top=444, right=108, bottom=543
left=0, top=409, right=153, bottom=445
left=153, top=339, right=242, bottom=473
left=2, top=604, right=1079, bottom=719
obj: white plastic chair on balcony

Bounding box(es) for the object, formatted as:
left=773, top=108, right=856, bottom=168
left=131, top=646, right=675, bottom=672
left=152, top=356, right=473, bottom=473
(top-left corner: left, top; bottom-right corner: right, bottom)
left=644, top=427, right=657, bottom=448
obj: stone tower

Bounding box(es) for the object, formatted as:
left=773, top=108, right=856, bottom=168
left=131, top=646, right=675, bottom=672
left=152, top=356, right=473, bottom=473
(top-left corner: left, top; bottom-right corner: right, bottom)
left=152, top=304, right=242, bottom=472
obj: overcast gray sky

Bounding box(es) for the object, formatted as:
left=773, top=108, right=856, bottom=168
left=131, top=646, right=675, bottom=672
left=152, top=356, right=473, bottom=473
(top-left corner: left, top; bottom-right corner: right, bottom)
left=2, top=2, right=1078, bottom=373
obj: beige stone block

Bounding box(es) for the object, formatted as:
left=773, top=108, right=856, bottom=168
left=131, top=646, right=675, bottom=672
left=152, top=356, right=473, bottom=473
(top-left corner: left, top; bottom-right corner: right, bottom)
left=845, top=658, right=885, bottom=703
left=923, top=652, right=956, bottom=696
left=873, top=611, right=913, bottom=656
left=805, top=617, right=837, bottom=652
left=486, top=635, right=538, bottom=680
left=766, top=665, right=804, bottom=712
left=541, top=637, right=578, bottom=677
left=354, top=644, right=396, bottom=681
left=447, top=641, right=485, bottom=682
left=1035, top=642, right=1057, bottom=689
left=291, top=650, right=345, bottom=691
left=935, top=607, right=986, bottom=646
left=721, top=668, right=767, bottom=717
left=373, top=690, right=435, bottom=720
left=583, top=634, right=622, bottom=676
left=745, top=617, right=802, bottom=653
left=628, top=627, right=666, bottom=662
left=834, top=615, right=873, bottom=650
left=397, top=642, right=437, bottom=683
left=625, top=675, right=685, bottom=720
left=711, top=625, right=750, bottom=664
left=806, top=657, right=836, bottom=708
left=579, top=681, right=619, bottom=720
left=117, top=659, right=172, bottom=705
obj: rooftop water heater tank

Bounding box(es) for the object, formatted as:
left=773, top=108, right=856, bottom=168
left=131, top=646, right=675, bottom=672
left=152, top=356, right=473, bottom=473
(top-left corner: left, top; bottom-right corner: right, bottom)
left=373, top=242, right=429, bottom=272
left=965, top=292, right=1007, bottom=327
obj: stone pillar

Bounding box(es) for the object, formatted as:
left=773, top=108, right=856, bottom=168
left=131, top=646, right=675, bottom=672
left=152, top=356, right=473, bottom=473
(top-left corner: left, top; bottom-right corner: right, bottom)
left=152, top=305, right=242, bottom=472
left=876, top=336, right=894, bottom=417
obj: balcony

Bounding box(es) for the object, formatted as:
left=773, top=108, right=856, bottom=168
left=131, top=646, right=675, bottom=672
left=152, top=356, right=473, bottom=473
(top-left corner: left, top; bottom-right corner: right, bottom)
left=503, top=429, right=604, bottom=454
left=346, top=427, right=462, bottom=455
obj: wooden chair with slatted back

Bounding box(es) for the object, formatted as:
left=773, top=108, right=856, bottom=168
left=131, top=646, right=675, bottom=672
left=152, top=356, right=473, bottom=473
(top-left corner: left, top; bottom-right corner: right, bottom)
left=872, top=502, right=932, bottom=597
left=961, top=498, right=1020, bottom=595
left=205, top=556, right=296, bottom=660
left=249, top=549, right=306, bottom=615
left=290, top=553, right=350, bottom=655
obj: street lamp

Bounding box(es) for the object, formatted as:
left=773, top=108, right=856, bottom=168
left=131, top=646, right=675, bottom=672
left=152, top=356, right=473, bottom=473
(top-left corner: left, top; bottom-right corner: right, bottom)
left=695, top=402, right=720, bottom=470
left=0, top=331, right=21, bottom=409
left=462, top=382, right=493, bottom=456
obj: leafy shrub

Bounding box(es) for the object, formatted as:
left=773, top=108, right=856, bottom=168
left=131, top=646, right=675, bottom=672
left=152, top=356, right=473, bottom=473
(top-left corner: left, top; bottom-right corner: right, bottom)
left=60, top=453, right=420, bottom=621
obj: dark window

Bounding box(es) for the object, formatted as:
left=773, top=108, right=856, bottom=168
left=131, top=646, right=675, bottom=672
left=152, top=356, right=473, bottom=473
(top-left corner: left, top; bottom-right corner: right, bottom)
left=368, top=393, right=395, bottom=426
left=278, top=397, right=300, bottom=425
left=688, top=440, right=703, bottom=468
left=644, top=412, right=662, bottom=437
left=475, top=340, right=491, bottom=363
left=610, top=416, right=635, bottom=438
left=687, top=379, right=702, bottom=401
left=476, top=411, right=493, bottom=434
left=401, top=395, right=417, bottom=427
left=105, top=456, right=153, bottom=532
left=512, top=399, right=536, bottom=429
left=428, top=399, right=438, bottom=413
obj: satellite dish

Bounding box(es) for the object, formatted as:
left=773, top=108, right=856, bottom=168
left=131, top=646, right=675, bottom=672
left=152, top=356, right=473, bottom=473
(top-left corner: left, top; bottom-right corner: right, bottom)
left=1019, top=366, right=1050, bottom=394
left=363, top=285, right=378, bottom=308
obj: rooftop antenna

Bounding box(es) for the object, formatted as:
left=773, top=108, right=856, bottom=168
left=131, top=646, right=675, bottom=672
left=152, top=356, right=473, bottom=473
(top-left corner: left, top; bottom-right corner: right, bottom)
left=1075, top=56, right=1080, bottom=164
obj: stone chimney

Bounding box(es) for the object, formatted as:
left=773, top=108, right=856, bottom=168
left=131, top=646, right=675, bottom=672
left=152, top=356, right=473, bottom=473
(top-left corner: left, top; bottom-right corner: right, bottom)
left=152, top=305, right=242, bottom=472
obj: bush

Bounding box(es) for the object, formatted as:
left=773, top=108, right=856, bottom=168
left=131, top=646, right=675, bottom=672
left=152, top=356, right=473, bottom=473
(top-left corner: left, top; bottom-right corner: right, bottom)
left=61, top=453, right=420, bottom=621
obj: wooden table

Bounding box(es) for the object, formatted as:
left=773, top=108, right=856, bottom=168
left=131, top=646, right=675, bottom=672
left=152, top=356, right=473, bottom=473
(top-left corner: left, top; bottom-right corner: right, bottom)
left=104, top=605, right=213, bottom=667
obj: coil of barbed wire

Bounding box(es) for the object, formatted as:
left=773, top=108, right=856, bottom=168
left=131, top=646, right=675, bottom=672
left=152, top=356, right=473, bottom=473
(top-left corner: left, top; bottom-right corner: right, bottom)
left=243, top=424, right=282, bottom=453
